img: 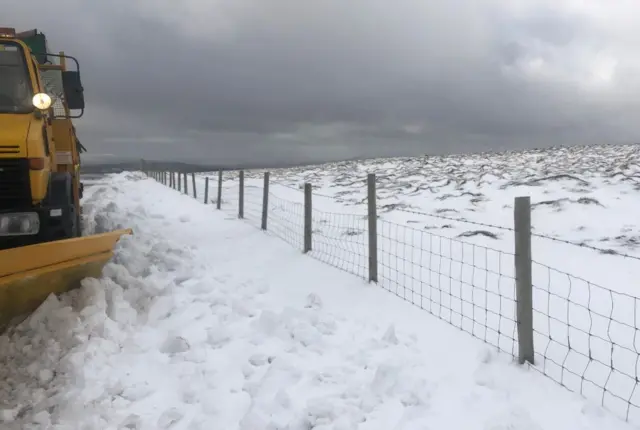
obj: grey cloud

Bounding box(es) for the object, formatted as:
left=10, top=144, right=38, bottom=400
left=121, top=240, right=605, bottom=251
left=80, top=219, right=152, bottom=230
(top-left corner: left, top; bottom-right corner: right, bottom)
left=6, top=1, right=640, bottom=165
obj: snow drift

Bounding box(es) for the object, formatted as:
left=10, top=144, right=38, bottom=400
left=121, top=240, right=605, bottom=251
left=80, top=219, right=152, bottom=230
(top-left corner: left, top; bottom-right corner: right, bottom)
left=0, top=171, right=634, bottom=430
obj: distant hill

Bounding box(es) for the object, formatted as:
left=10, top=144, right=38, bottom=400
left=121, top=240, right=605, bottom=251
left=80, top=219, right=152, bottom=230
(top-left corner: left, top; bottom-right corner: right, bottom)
left=80, top=156, right=379, bottom=174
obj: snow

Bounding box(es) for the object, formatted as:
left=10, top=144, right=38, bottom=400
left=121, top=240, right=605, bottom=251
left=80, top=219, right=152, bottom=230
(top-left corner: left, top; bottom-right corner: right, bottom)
left=197, top=144, right=640, bottom=293
left=191, top=143, right=640, bottom=425
left=0, top=160, right=636, bottom=428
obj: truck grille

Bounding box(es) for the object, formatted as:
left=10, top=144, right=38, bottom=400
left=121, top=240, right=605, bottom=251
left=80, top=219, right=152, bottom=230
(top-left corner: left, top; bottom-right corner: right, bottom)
left=0, top=159, right=31, bottom=209
left=0, top=145, right=20, bottom=155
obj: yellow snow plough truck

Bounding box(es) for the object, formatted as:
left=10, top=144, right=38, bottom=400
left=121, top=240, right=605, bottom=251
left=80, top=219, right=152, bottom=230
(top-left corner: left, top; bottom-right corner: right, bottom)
left=0, top=27, right=131, bottom=331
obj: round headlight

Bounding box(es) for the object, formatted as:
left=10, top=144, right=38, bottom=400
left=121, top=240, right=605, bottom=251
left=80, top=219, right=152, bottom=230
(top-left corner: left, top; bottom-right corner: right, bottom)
left=32, top=93, right=53, bottom=110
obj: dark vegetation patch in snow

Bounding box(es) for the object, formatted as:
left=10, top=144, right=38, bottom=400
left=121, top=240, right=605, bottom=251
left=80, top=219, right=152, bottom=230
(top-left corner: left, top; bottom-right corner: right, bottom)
left=216, top=143, right=640, bottom=254
left=457, top=230, right=500, bottom=240
left=576, top=197, right=604, bottom=207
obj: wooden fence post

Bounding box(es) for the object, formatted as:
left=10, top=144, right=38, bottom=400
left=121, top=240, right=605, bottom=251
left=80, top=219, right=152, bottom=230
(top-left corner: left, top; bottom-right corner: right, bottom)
left=178, top=171, right=182, bottom=192
left=367, top=174, right=378, bottom=283
left=204, top=177, right=209, bottom=204
left=217, top=171, right=223, bottom=209
left=191, top=173, right=197, bottom=199
left=514, top=196, right=534, bottom=365
left=261, top=172, right=270, bottom=230
left=238, top=171, right=244, bottom=219
left=304, top=183, right=312, bottom=253
left=183, top=172, right=188, bottom=195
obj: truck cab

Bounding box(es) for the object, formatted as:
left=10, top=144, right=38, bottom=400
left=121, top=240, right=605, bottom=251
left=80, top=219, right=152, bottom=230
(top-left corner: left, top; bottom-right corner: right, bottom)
left=0, top=27, right=85, bottom=250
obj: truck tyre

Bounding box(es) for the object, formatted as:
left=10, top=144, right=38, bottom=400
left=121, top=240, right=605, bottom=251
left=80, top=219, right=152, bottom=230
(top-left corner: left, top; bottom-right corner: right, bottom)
left=75, top=212, right=82, bottom=237
left=67, top=182, right=80, bottom=238
left=48, top=173, right=76, bottom=240
left=48, top=173, right=73, bottom=206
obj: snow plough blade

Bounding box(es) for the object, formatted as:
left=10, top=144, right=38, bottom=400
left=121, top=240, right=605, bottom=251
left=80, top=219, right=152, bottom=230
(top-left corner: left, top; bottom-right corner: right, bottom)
left=0, top=228, right=132, bottom=330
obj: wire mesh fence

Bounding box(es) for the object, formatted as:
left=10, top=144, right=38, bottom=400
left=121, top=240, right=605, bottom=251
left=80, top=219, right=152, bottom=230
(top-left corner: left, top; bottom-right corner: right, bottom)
left=378, top=220, right=519, bottom=357
left=241, top=185, right=264, bottom=227
left=311, top=210, right=369, bottom=280
left=266, top=194, right=305, bottom=250
left=530, top=261, right=640, bottom=422
left=144, top=168, right=640, bottom=425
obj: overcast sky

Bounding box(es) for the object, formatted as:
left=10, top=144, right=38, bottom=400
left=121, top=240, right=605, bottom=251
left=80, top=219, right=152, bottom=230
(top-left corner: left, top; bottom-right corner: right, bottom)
left=7, top=0, right=640, bottom=165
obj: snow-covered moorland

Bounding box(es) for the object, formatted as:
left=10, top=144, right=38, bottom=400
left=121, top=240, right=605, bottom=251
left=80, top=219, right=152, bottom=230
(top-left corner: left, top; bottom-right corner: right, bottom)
left=191, top=143, right=640, bottom=425
left=1, top=172, right=634, bottom=429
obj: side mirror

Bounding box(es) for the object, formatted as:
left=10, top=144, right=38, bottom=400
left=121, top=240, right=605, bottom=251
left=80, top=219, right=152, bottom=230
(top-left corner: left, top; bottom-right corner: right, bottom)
left=62, top=70, right=84, bottom=110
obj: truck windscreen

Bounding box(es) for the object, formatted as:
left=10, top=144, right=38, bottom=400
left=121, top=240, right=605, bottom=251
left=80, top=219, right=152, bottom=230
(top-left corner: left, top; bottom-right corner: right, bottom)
left=0, top=42, right=33, bottom=113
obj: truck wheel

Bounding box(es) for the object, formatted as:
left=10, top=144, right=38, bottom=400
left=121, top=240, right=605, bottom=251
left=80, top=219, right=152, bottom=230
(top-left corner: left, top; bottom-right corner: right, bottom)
left=73, top=211, right=81, bottom=237
left=48, top=173, right=77, bottom=241
left=68, top=188, right=81, bottom=238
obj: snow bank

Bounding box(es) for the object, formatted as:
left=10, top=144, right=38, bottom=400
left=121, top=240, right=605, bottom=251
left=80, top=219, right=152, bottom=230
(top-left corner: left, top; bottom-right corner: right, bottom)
left=0, top=172, right=634, bottom=429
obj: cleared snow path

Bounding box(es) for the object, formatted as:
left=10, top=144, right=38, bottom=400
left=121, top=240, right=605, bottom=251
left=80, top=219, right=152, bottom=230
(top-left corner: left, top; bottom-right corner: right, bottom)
left=0, top=172, right=635, bottom=430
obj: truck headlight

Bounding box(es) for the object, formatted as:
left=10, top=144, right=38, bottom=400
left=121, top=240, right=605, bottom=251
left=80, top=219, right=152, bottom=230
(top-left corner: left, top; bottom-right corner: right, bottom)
left=0, top=213, right=40, bottom=236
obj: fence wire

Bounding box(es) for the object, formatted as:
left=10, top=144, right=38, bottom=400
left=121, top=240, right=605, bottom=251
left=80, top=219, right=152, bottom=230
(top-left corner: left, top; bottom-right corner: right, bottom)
left=378, top=220, right=518, bottom=357
left=267, top=193, right=305, bottom=250
left=147, top=170, right=640, bottom=426
left=242, top=185, right=264, bottom=227
left=395, top=206, right=515, bottom=232
left=311, top=210, right=368, bottom=280
left=530, top=261, right=640, bottom=422
left=530, top=232, right=640, bottom=262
